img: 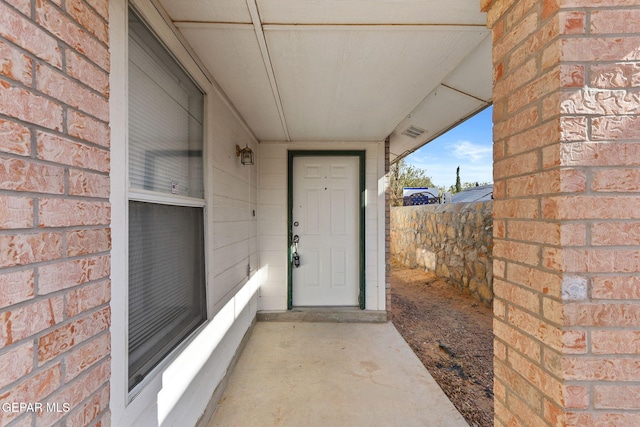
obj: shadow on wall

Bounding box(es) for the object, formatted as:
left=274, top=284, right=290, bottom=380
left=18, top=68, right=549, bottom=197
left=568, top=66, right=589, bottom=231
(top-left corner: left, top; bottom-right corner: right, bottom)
left=390, top=201, right=493, bottom=306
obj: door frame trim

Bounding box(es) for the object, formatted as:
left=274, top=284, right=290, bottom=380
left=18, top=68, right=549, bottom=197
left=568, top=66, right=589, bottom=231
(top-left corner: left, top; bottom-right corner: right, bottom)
left=287, top=150, right=366, bottom=310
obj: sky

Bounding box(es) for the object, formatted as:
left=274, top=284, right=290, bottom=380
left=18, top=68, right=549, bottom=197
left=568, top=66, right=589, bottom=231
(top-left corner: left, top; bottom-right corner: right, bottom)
left=404, top=106, right=493, bottom=189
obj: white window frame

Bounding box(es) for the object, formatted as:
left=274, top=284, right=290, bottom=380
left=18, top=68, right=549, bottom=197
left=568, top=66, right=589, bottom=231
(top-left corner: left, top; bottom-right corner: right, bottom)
left=110, top=0, right=214, bottom=419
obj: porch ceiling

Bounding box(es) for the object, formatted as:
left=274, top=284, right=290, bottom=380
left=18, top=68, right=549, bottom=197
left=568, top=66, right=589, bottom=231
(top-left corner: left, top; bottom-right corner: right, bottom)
left=158, top=0, right=492, bottom=161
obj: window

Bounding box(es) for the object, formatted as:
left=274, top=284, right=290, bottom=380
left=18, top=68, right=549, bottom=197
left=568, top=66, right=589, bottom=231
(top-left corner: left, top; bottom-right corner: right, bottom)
left=127, top=9, right=206, bottom=391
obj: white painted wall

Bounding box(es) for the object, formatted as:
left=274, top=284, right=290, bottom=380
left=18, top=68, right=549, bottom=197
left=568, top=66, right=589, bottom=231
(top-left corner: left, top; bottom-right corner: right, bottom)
left=110, top=1, right=259, bottom=425
left=257, top=141, right=387, bottom=311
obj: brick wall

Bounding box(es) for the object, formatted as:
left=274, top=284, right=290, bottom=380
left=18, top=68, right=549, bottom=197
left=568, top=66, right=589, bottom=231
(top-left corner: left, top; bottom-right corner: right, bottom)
left=484, top=0, right=640, bottom=425
left=0, top=0, right=111, bottom=426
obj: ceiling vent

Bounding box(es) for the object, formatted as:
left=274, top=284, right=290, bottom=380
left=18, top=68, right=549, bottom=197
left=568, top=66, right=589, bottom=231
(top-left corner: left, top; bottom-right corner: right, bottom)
left=401, top=125, right=425, bottom=139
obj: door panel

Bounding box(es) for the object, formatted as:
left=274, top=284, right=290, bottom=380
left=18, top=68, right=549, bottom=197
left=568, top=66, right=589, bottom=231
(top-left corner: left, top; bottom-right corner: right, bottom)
left=292, top=155, right=359, bottom=306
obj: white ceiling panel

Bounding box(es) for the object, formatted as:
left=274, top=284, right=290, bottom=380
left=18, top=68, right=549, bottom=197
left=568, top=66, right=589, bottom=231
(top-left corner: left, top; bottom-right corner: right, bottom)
left=256, top=0, right=487, bottom=25
left=442, top=34, right=493, bottom=101
left=159, top=0, right=251, bottom=23
left=265, top=26, right=488, bottom=141
left=389, top=86, right=487, bottom=161
left=176, top=23, right=287, bottom=141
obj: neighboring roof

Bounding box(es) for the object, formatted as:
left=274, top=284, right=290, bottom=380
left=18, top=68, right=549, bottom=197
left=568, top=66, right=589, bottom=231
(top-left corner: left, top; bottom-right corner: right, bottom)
left=451, top=184, right=493, bottom=203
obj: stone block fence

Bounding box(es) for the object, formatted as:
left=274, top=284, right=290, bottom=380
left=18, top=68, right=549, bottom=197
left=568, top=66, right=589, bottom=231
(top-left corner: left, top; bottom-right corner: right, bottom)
left=390, top=201, right=493, bottom=305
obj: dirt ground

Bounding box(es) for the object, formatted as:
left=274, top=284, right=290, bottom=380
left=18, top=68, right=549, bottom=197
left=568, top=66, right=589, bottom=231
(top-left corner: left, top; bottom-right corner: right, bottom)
left=390, top=261, right=494, bottom=427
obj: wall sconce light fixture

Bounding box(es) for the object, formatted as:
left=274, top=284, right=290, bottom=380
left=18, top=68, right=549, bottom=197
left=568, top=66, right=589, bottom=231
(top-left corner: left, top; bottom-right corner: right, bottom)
left=235, top=144, right=254, bottom=166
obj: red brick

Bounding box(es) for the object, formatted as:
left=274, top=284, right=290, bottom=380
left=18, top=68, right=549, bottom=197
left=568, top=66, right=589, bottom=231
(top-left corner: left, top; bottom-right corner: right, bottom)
left=564, top=302, right=640, bottom=327
left=506, top=262, right=562, bottom=297
left=65, top=280, right=110, bottom=317
left=508, top=17, right=557, bottom=73
left=592, top=276, right=640, bottom=299
left=36, top=64, right=109, bottom=122
left=0, top=232, right=62, bottom=268
left=592, top=330, right=640, bottom=354
left=564, top=385, right=589, bottom=409
left=561, top=88, right=640, bottom=116
left=494, top=359, right=544, bottom=413
left=494, top=298, right=507, bottom=320
left=594, top=385, right=640, bottom=410
left=494, top=198, right=540, bottom=219
left=69, top=169, right=110, bottom=198
left=493, top=12, right=539, bottom=65
left=494, top=106, right=539, bottom=141
left=494, top=239, right=540, bottom=266
left=484, top=0, right=518, bottom=27
left=562, top=329, right=587, bottom=354
left=495, top=279, right=541, bottom=314
left=66, top=228, right=111, bottom=257
left=495, top=339, right=507, bottom=361
left=592, top=168, right=640, bottom=192
left=561, top=223, right=586, bottom=246
left=591, top=9, right=640, bottom=34
left=505, top=119, right=561, bottom=157
left=562, top=36, right=640, bottom=62
left=66, top=0, right=108, bottom=44
left=494, top=377, right=506, bottom=402
left=543, top=297, right=563, bottom=324
left=0, top=81, right=63, bottom=131
left=36, top=0, right=109, bottom=71
left=592, top=222, right=640, bottom=246
left=5, top=0, right=31, bottom=16
left=66, top=109, right=110, bottom=147
left=506, top=171, right=561, bottom=198
left=595, top=115, right=640, bottom=141
left=0, top=342, right=33, bottom=389
left=0, top=195, right=33, bottom=229
left=542, top=196, right=640, bottom=220
left=64, top=332, right=110, bottom=381
left=85, top=0, right=108, bottom=20
left=38, top=255, right=110, bottom=295
left=508, top=350, right=563, bottom=402
left=0, top=118, right=31, bottom=156
left=560, top=64, right=584, bottom=88
left=37, top=359, right=110, bottom=426
left=562, top=248, right=640, bottom=273
left=0, top=364, right=61, bottom=425
left=543, top=400, right=564, bottom=427
left=64, top=384, right=109, bottom=427
left=563, top=356, right=640, bottom=381
left=560, top=142, right=640, bottom=166
left=495, top=150, right=539, bottom=180
left=66, top=49, right=109, bottom=96
left=37, top=131, right=109, bottom=173
left=541, top=247, right=563, bottom=271
left=508, top=306, right=562, bottom=350
left=0, top=156, right=65, bottom=194
left=0, top=270, right=34, bottom=309
left=495, top=398, right=525, bottom=427
left=494, top=317, right=542, bottom=360
left=508, top=69, right=560, bottom=114
left=0, top=2, right=62, bottom=68
left=0, top=39, right=33, bottom=86
left=493, top=179, right=506, bottom=198
left=591, top=62, right=640, bottom=89
left=38, top=198, right=110, bottom=227
left=508, top=392, right=549, bottom=427
left=567, top=412, right=640, bottom=426
left=494, top=57, right=537, bottom=101
left=0, top=296, right=64, bottom=346
left=37, top=306, right=110, bottom=364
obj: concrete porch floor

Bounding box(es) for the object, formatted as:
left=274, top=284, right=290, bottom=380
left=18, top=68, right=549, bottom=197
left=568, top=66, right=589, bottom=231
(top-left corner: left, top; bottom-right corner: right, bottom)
left=206, top=320, right=468, bottom=427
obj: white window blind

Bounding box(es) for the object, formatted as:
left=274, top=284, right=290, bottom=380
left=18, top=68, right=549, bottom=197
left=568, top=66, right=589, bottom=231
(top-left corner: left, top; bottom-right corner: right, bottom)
left=127, top=10, right=206, bottom=392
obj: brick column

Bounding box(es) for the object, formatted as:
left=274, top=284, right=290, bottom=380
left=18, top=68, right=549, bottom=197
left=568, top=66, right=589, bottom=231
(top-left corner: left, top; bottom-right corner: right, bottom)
left=0, top=0, right=111, bottom=425
left=484, top=0, right=640, bottom=425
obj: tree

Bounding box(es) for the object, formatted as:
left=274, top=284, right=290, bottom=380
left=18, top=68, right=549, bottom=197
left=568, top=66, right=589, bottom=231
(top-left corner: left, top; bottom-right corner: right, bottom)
left=455, top=166, right=462, bottom=193
left=389, top=159, right=435, bottom=206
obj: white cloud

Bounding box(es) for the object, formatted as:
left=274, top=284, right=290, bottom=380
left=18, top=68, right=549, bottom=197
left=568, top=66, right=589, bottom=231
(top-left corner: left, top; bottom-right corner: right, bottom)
left=450, top=140, right=492, bottom=163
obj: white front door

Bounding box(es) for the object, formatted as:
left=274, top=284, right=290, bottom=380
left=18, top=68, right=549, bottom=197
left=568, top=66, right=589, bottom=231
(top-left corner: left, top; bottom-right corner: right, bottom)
left=291, top=155, right=360, bottom=306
